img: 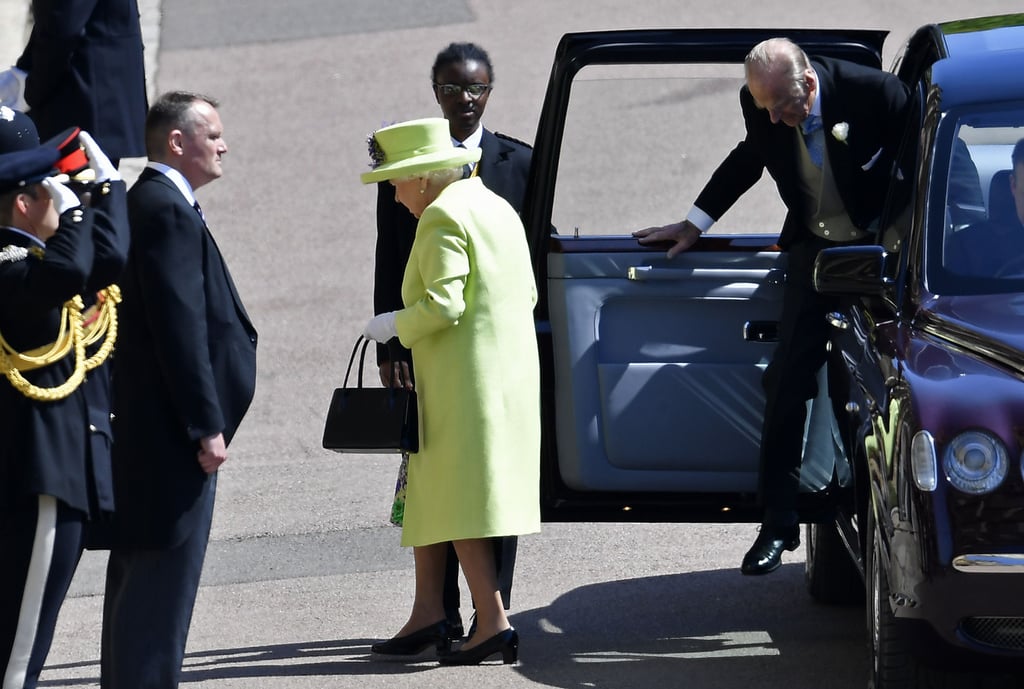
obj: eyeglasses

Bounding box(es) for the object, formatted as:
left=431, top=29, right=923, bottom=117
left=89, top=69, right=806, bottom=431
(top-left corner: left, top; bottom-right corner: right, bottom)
left=433, top=83, right=492, bottom=98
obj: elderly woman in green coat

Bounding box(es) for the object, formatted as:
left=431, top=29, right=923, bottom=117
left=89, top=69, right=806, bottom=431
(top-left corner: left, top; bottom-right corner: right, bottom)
left=361, top=118, right=540, bottom=666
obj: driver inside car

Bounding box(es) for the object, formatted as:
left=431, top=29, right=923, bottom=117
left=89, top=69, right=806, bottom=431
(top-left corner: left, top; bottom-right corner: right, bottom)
left=946, top=137, right=1024, bottom=277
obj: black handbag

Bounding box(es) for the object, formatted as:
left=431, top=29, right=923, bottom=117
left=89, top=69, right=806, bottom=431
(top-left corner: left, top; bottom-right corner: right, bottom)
left=321, top=336, right=419, bottom=453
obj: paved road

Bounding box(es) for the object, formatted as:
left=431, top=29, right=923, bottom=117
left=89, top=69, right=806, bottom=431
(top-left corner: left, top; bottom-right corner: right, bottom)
left=2, top=1, right=1021, bottom=687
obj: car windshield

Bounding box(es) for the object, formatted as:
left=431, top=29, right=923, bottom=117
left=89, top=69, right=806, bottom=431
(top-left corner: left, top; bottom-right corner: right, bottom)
left=933, top=108, right=1024, bottom=293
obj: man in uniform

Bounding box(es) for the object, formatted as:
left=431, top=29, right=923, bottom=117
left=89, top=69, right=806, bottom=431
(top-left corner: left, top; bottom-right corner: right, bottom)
left=0, top=106, right=128, bottom=689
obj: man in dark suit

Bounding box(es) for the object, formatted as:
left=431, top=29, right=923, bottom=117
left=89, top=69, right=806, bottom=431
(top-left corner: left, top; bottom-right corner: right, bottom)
left=947, top=138, right=1024, bottom=277
left=0, top=0, right=148, bottom=165
left=100, top=91, right=257, bottom=688
left=636, top=37, right=911, bottom=575
left=373, top=42, right=531, bottom=641
left=0, top=109, right=128, bottom=689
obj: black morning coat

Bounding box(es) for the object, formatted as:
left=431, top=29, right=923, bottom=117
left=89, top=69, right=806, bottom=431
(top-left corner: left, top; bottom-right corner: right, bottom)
left=0, top=179, right=129, bottom=516
left=372, top=128, right=532, bottom=366
left=694, top=56, right=911, bottom=250
left=108, top=168, right=257, bottom=548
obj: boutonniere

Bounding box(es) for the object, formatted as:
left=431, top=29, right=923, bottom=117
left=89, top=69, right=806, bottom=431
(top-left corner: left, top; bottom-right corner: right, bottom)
left=831, top=122, right=849, bottom=143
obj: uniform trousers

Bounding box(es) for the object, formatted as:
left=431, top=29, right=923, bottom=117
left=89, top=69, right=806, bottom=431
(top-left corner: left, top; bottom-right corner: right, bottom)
left=1, top=495, right=85, bottom=689
left=100, top=474, right=216, bottom=689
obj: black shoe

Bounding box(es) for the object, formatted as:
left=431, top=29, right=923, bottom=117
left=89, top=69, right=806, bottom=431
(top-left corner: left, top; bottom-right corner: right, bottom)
left=740, top=525, right=800, bottom=576
left=371, top=620, right=454, bottom=655
left=438, top=627, right=519, bottom=665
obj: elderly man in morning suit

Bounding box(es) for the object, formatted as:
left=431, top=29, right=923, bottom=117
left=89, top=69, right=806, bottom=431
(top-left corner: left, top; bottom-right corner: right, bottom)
left=636, top=37, right=911, bottom=575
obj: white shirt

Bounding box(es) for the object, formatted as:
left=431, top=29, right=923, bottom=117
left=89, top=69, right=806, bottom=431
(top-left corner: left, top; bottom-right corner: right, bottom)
left=453, top=125, right=483, bottom=151
left=453, top=125, right=484, bottom=172
left=145, top=161, right=198, bottom=206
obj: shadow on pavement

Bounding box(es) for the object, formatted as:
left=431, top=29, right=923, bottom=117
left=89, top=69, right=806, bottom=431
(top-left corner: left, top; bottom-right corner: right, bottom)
left=41, top=562, right=875, bottom=687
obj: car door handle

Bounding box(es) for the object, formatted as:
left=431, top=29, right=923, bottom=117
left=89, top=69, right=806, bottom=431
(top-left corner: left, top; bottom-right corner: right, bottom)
left=628, top=266, right=684, bottom=281
left=744, top=321, right=779, bottom=342
left=826, top=311, right=850, bottom=330
left=627, top=266, right=786, bottom=283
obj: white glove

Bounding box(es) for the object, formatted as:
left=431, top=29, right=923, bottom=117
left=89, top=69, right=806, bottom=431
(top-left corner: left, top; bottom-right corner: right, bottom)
left=41, top=177, right=82, bottom=215
left=0, top=67, right=28, bottom=111
left=363, top=311, right=398, bottom=343
left=77, top=130, right=120, bottom=182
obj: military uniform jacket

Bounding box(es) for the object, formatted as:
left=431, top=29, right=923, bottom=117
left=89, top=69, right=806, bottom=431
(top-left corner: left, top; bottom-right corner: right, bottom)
left=373, top=128, right=532, bottom=365
left=110, top=168, right=258, bottom=548
left=0, top=180, right=129, bottom=515
left=16, top=0, right=148, bottom=160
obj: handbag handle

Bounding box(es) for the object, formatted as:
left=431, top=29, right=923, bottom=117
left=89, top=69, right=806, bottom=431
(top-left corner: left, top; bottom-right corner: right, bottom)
left=343, top=336, right=372, bottom=389
left=344, top=336, right=409, bottom=389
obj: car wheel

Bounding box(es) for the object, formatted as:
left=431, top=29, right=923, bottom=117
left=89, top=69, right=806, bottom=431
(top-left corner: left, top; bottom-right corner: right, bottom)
left=868, top=513, right=913, bottom=689
left=866, top=513, right=954, bottom=689
left=804, top=522, right=863, bottom=605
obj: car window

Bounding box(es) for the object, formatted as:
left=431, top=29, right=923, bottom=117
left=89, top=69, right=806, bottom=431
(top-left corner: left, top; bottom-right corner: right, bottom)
left=933, top=110, right=1024, bottom=292
left=551, top=63, right=786, bottom=237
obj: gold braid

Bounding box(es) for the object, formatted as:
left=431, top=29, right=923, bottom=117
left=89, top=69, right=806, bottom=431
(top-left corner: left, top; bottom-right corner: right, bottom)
left=0, top=295, right=87, bottom=401
left=83, top=285, right=121, bottom=371
left=0, top=283, right=121, bottom=401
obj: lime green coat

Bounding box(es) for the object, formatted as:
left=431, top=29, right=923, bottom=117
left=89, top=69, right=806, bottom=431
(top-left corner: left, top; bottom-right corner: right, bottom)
left=394, top=177, right=540, bottom=547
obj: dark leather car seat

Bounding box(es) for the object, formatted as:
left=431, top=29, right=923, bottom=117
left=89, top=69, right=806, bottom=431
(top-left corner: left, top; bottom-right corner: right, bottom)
left=988, top=169, right=1015, bottom=223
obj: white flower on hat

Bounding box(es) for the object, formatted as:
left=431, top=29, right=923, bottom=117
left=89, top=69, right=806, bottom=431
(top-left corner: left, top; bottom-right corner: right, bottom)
left=832, top=122, right=849, bottom=143
left=0, top=106, right=14, bottom=122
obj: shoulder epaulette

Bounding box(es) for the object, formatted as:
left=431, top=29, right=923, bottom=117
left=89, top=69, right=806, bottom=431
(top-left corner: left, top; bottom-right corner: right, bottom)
left=0, top=244, right=30, bottom=264
left=494, top=131, right=533, bottom=150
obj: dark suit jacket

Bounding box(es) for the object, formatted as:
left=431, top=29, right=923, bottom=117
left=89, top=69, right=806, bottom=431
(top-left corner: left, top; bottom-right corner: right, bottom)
left=110, top=168, right=257, bottom=547
left=373, top=128, right=532, bottom=365
left=0, top=180, right=129, bottom=516
left=695, top=57, right=911, bottom=250
left=947, top=217, right=1024, bottom=277
left=17, top=0, right=147, bottom=160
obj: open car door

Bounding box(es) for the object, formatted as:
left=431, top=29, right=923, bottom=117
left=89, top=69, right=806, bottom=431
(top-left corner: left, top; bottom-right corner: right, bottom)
left=524, top=28, right=888, bottom=522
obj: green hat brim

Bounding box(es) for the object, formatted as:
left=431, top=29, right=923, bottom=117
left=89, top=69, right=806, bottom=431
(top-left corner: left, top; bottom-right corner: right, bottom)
left=360, top=147, right=481, bottom=184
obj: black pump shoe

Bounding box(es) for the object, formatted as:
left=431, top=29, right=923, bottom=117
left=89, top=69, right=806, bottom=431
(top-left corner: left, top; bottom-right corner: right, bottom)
left=438, top=627, right=519, bottom=665
left=371, top=620, right=454, bottom=655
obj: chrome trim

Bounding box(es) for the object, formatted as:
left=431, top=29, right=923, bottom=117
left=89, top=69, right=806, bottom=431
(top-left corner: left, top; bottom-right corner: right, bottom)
left=953, top=553, right=1024, bottom=572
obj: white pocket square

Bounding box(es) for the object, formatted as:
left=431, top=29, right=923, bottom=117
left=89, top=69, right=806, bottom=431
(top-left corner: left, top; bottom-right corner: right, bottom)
left=861, top=147, right=883, bottom=171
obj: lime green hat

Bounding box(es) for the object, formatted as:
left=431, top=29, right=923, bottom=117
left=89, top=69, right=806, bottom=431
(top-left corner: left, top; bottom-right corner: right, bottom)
left=360, top=117, right=480, bottom=184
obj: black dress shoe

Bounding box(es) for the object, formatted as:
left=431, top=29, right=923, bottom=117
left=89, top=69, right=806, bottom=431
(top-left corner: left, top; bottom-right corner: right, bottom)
left=740, top=526, right=800, bottom=576
left=371, top=620, right=454, bottom=655
left=438, top=627, right=519, bottom=665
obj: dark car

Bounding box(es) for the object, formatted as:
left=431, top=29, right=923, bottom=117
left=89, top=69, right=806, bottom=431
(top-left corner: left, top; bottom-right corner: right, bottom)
left=524, top=15, right=1024, bottom=688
